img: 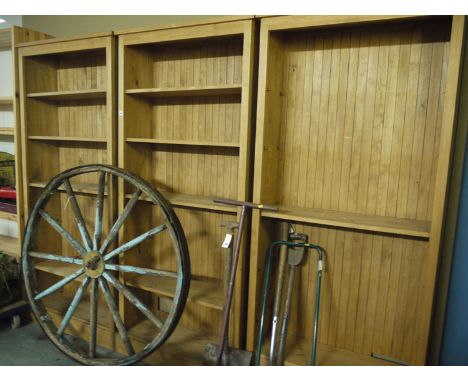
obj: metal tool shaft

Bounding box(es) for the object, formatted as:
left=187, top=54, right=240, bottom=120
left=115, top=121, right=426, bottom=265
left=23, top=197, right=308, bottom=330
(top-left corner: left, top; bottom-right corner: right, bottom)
left=277, top=264, right=296, bottom=365
left=269, top=223, right=289, bottom=365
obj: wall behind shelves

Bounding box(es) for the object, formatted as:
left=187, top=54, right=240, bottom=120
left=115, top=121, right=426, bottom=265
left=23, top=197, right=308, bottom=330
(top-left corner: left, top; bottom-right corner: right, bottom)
left=22, top=15, right=222, bottom=37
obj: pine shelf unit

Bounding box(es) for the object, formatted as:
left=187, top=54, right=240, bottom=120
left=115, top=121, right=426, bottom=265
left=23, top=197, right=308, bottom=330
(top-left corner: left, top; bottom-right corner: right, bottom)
left=247, top=15, right=467, bottom=366
left=0, top=26, right=51, bottom=259
left=117, top=17, right=256, bottom=363
left=18, top=32, right=117, bottom=351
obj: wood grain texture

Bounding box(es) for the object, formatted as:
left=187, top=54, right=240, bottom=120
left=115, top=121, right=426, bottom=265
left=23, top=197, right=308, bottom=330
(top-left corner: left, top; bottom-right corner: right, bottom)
left=119, top=20, right=255, bottom=354
left=248, top=15, right=461, bottom=366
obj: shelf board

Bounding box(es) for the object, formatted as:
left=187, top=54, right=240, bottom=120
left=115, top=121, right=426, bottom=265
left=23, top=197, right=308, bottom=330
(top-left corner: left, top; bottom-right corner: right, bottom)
left=43, top=291, right=114, bottom=331
left=129, top=319, right=216, bottom=365
left=29, top=180, right=106, bottom=196
left=125, top=137, right=240, bottom=148
left=26, top=89, right=107, bottom=101
left=262, top=205, right=430, bottom=238
left=126, top=273, right=224, bottom=311
left=35, top=260, right=224, bottom=311
left=126, top=191, right=237, bottom=213
left=35, top=260, right=86, bottom=281
left=28, top=135, right=107, bottom=143
left=260, top=337, right=397, bottom=366
left=0, top=234, right=20, bottom=259
left=0, top=127, right=14, bottom=136
left=0, top=96, right=13, bottom=105
left=125, top=84, right=242, bottom=98
left=0, top=210, right=17, bottom=222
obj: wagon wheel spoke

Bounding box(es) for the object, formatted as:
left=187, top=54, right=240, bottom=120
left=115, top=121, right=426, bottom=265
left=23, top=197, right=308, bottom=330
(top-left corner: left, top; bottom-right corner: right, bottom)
left=99, top=277, right=135, bottom=356
left=63, top=179, right=93, bottom=251
left=29, top=251, right=83, bottom=265
left=100, top=189, right=142, bottom=255
left=34, top=268, right=85, bottom=301
left=103, top=223, right=167, bottom=263
left=103, top=272, right=163, bottom=329
left=89, top=279, right=99, bottom=358
left=105, top=264, right=177, bottom=278
left=93, top=172, right=106, bottom=251
left=57, top=277, right=91, bottom=337
left=39, top=210, right=87, bottom=256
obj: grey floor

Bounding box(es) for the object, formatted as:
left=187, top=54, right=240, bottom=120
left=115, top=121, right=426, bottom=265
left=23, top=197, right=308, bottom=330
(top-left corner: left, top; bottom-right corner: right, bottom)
left=0, top=319, right=79, bottom=365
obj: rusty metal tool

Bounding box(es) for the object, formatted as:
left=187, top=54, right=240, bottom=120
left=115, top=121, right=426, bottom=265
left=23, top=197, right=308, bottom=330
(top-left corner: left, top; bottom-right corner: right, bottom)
left=204, top=199, right=277, bottom=366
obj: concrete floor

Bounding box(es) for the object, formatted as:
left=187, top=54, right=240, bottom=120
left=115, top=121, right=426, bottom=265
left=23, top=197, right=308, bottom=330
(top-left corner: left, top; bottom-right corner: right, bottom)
left=0, top=319, right=79, bottom=365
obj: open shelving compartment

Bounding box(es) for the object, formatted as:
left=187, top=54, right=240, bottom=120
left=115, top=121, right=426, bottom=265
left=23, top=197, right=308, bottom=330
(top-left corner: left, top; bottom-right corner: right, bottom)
left=247, top=16, right=467, bottom=366
left=18, top=33, right=119, bottom=355
left=117, top=18, right=256, bottom=364
left=0, top=26, right=51, bottom=259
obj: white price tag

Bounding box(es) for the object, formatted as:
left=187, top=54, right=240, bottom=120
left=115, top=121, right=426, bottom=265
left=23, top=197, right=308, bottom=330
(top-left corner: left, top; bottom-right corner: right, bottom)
left=222, top=233, right=233, bottom=248
left=318, top=259, right=323, bottom=271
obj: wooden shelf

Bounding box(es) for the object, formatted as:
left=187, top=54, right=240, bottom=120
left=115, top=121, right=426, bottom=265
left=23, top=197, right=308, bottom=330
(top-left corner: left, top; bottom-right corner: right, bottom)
left=0, top=234, right=20, bottom=259
left=125, top=137, right=240, bottom=148
left=26, top=89, right=107, bottom=101
left=126, top=273, right=224, bottom=311
left=43, top=291, right=114, bottom=331
left=35, top=260, right=224, bottom=311
left=126, top=84, right=242, bottom=98
left=28, top=135, right=107, bottom=143
left=0, top=127, right=14, bottom=136
left=44, top=289, right=217, bottom=365
left=29, top=180, right=106, bottom=196
left=262, top=205, right=431, bottom=238
left=0, top=96, right=13, bottom=105
left=0, top=210, right=17, bottom=222
left=35, top=260, right=86, bottom=281
left=260, top=337, right=397, bottom=366
left=126, top=191, right=237, bottom=213
left=129, top=319, right=216, bottom=365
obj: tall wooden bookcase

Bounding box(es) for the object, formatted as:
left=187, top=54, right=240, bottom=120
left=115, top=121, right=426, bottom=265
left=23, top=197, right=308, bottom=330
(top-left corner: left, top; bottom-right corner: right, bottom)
left=116, top=17, right=256, bottom=363
left=0, top=26, right=51, bottom=260
left=247, top=15, right=467, bottom=366
left=18, top=33, right=118, bottom=347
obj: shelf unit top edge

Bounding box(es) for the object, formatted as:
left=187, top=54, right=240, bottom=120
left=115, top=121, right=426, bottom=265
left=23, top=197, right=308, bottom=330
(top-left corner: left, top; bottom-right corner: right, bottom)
left=261, top=15, right=436, bottom=32
left=261, top=208, right=430, bottom=238
left=115, top=16, right=254, bottom=36
left=16, top=31, right=113, bottom=49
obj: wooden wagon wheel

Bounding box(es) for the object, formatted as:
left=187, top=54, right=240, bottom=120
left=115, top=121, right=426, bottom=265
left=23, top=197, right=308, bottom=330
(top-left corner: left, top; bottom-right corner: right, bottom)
left=22, top=165, right=190, bottom=365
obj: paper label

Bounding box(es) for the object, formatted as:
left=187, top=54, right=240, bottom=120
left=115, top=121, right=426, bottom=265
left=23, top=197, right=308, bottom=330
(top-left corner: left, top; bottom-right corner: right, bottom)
left=318, top=259, right=323, bottom=271
left=222, top=233, right=233, bottom=248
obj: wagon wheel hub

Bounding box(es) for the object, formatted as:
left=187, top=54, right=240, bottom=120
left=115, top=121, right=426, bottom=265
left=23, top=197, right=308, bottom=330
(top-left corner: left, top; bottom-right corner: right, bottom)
left=83, top=252, right=104, bottom=278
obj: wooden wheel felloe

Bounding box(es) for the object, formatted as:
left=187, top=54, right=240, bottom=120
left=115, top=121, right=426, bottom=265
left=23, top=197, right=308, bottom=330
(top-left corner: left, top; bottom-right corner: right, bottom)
left=22, top=165, right=190, bottom=365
